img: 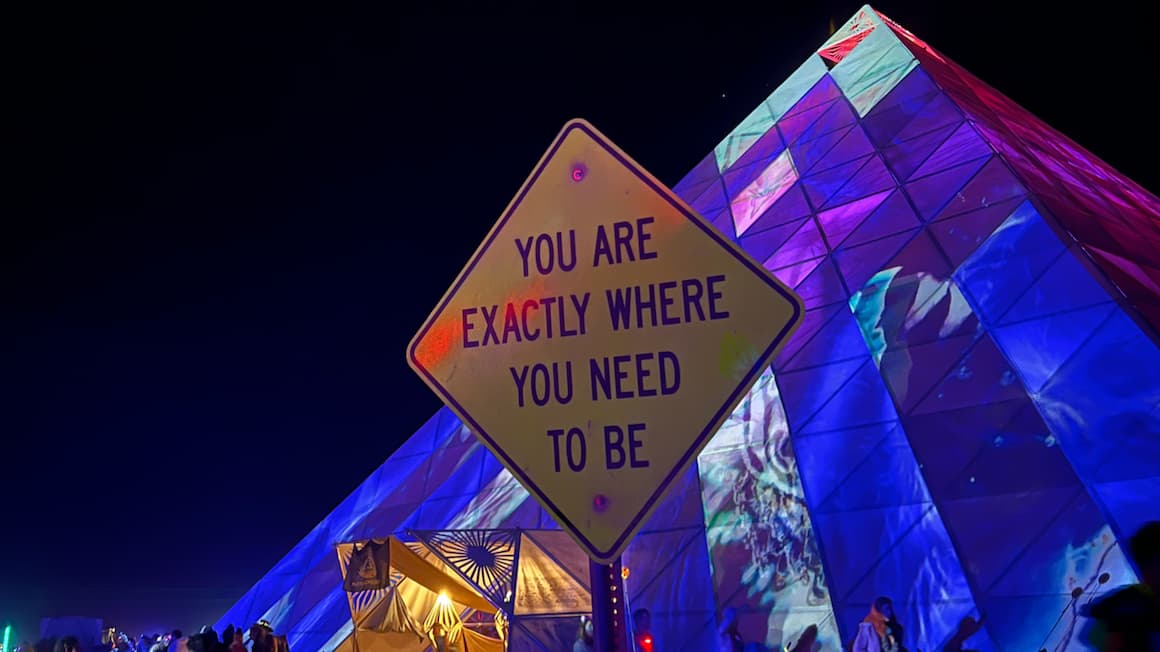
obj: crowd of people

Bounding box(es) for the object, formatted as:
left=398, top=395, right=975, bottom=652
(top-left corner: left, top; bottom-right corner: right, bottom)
left=9, top=521, right=1157, bottom=652
left=6, top=621, right=290, bottom=652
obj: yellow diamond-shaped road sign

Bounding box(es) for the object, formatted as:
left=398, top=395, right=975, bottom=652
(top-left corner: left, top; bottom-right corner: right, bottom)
left=407, top=119, right=803, bottom=562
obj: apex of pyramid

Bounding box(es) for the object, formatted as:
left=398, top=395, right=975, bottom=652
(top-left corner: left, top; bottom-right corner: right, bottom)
left=819, top=5, right=886, bottom=63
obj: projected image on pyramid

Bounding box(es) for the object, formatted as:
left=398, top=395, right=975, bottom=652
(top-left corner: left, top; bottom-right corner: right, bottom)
left=218, top=6, right=1159, bottom=651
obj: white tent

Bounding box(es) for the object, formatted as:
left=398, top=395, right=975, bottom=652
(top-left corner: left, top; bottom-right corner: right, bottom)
left=333, top=529, right=611, bottom=652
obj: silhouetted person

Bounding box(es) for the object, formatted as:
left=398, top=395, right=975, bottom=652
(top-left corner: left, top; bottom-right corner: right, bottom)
left=944, top=615, right=985, bottom=652
left=249, top=624, right=271, bottom=652
left=1085, top=520, right=1160, bottom=651
left=572, top=616, right=594, bottom=652
left=789, top=624, right=818, bottom=652
left=633, top=608, right=655, bottom=652
left=52, top=637, right=80, bottom=652
left=718, top=608, right=744, bottom=652
left=853, top=597, right=899, bottom=652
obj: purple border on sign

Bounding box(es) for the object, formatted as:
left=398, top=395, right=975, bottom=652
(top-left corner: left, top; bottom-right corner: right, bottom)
left=408, top=121, right=802, bottom=560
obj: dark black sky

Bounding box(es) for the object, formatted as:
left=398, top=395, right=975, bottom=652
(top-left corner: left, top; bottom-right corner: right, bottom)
left=4, top=0, right=1156, bottom=639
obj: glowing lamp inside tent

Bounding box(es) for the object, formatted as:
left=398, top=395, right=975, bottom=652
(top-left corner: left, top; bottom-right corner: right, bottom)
left=437, top=592, right=451, bottom=606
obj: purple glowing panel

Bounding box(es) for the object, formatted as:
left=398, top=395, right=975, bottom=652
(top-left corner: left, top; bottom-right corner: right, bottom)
left=817, top=189, right=892, bottom=250
left=687, top=177, right=729, bottom=217
left=931, top=157, right=1027, bottom=222
left=768, top=256, right=824, bottom=289
left=834, top=229, right=917, bottom=294
left=839, top=189, right=919, bottom=249
left=821, top=154, right=895, bottom=209
left=861, top=67, right=943, bottom=147
left=672, top=152, right=720, bottom=199
left=813, top=123, right=877, bottom=173
left=882, top=121, right=959, bottom=180
left=774, top=304, right=844, bottom=370
left=761, top=217, right=827, bottom=268
left=910, top=121, right=993, bottom=179
left=802, top=155, right=872, bottom=208
left=737, top=217, right=807, bottom=264
left=791, top=124, right=859, bottom=174
left=929, top=196, right=1026, bottom=269
left=905, top=156, right=991, bottom=220
left=795, top=98, right=858, bottom=146
left=792, top=255, right=850, bottom=308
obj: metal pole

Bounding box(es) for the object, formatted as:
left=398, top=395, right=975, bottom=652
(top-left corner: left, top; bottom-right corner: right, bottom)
left=589, top=557, right=629, bottom=652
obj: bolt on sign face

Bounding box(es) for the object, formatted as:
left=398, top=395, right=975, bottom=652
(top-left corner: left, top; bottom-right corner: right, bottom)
left=408, top=120, right=803, bottom=562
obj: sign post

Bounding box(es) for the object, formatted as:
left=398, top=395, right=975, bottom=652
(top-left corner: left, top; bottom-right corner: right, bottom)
left=408, top=119, right=803, bottom=650
left=590, top=558, right=629, bottom=651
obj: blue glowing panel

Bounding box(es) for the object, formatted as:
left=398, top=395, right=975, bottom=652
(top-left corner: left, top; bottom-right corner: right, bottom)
left=778, top=356, right=868, bottom=433
left=999, top=247, right=1115, bottom=324
left=793, top=423, right=902, bottom=508
left=1093, top=476, right=1160, bottom=541
left=891, top=91, right=963, bottom=145
left=623, top=527, right=712, bottom=613
left=910, top=336, right=1026, bottom=415
left=776, top=305, right=870, bottom=372
left=798, top=423, right=932, bottom=513
left=990, top=303, right=1115, bottom=394
left=1035, top=308, right=1160, bottom=485
left=795, top=355, right=901, bottom=435
left=972, top=496, right=1137, bottom=652
left=955, top=201, right=1068, bottom=324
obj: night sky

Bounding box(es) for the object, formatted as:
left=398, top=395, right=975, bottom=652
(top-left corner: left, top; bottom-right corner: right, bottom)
left=4, top=0, right=1156, bottom=640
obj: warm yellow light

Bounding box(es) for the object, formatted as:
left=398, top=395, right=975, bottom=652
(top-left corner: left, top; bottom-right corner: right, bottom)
left=436, top=592, right=451, bottom=606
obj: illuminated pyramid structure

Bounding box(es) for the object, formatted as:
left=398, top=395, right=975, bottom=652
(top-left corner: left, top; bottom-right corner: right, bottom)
left=218, top=7, right=1160, bottom=651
